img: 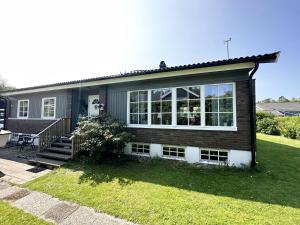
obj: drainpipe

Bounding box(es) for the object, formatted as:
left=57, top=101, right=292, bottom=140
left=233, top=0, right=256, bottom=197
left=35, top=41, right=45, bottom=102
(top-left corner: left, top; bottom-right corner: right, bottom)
left=249, top=62, right=259, bottom=167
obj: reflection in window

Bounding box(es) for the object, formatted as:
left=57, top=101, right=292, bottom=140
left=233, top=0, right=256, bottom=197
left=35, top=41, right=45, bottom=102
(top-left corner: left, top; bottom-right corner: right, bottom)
left=176, top=86, right=201, bottom=126
left=205, top=84, right=233, bottom=126
left=151, top=89, right=172, bottom=125
left=129, top=91, right=148, bottom=124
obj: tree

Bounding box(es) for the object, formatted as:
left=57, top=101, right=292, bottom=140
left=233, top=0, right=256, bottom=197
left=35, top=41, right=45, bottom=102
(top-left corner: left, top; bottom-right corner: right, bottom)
left=278, top=96, right=289, bottom=103
left=0, top=75, right=15, bottom=91
left=260, top=98, right=275, bottom=103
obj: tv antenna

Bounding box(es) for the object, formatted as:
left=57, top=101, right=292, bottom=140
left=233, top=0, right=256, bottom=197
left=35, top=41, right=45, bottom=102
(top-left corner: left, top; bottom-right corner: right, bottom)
left=224, top=37, right=231, bottom=59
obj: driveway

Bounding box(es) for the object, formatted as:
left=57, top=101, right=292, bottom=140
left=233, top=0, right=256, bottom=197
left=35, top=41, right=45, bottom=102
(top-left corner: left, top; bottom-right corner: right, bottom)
left=0, top=147, right=50, bottom=184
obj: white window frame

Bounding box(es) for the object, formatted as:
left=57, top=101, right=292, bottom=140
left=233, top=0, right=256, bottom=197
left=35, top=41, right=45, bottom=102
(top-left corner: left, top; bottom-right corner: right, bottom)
left=199, top=148, right=229, bottom=164
left=131, top=143, right=150, bottom=156
left=17, top=99, right=29, bottom=119
left=162, top=145, right=186, bottom=160
left=41, top=97, right=56, bottom=119
left=127, top=82, right=237, bottom=131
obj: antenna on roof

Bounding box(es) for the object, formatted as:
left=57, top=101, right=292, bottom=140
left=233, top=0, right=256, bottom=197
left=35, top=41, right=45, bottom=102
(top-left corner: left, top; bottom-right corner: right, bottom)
left=224, top=37, right=231, bottom=59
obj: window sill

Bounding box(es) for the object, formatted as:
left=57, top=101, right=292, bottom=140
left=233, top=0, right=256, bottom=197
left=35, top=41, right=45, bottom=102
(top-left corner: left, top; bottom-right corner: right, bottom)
left=162, top=156, right=186, bottom=161
left=199, top=160, right=229, bottom=165
left=131, top=153, right=150, bottom=157
left=128, top=124, right=237, bottom=131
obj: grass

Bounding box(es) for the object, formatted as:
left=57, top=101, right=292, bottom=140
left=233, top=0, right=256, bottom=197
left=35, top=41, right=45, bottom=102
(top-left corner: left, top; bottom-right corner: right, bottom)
left=24, top=134, right=300, bottom=225
left=0, top=200, right=51, bottom=225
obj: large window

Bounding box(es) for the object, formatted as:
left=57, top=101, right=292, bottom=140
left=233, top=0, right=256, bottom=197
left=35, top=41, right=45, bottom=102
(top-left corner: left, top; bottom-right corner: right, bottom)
left=205, top=84, right=233, bottom=126
left=17, top=100, right=29, bottom=118
left=42, top=97, right=56, bottom=119
left=177, top=86, right=201, bottom=126
left=128, top=83, right=236, bottom=130
left=129, top=91, right=148, bottom=124
left=151, top=89, right=172, bottom=125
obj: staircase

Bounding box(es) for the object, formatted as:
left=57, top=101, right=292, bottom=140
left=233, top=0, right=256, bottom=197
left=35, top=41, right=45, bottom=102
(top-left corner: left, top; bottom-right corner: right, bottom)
left=28, top=135, right=72, bottom=169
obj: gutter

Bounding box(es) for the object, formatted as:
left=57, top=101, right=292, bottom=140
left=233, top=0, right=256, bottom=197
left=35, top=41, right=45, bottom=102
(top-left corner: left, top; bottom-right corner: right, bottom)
left=249, top=62, right=259, bottom=167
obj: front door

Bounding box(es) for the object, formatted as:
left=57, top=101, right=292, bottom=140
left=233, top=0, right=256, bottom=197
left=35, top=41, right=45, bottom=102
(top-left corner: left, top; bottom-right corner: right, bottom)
left=88, top=95, right=100, bottom=117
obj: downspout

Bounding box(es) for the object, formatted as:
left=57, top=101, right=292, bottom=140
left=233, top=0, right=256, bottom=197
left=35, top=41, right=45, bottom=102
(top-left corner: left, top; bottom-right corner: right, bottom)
left=249, top=62, right=259, bottom=167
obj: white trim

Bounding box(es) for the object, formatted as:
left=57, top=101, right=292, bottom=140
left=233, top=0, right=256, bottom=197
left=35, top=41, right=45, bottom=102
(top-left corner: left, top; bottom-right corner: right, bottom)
left=17, top=99, right=29, bottom=119
left=1, top=62, right=255, bottom=96
left=8, top=117, right=57, bottom=120
left=41, top=97, right=56, bottom=119
left=127, top=82, right=237, bottom=131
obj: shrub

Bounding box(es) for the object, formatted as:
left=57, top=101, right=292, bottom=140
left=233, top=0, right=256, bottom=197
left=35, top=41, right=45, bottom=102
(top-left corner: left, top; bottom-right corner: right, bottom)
left=256, top=118, right=280, bottom=135
left=73, top=113, right=133, bottom=162
left=276, top=117, right=300, bottom=139
left=256, top=111, right=274, bottom=121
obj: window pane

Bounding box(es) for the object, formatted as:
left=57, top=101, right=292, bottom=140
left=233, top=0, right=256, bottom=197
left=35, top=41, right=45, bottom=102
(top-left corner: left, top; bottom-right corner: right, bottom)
left=162, top=101, right=172, bottom=113
left=219, top=151, right=228, bottom=157
left=177, top=88, right=188, bottom=100
left=151, top=102, right=160, bottom=113
left=177, top=113, right=188, bottom=125
left=161, top=89, right=172, bottom=100
left=139, top=102, right=148, bottom=113
left=201, top=150, right=209, bottom=155
left=151, top=113, right=161, bottom=124
left=201, top=155, right=209, bottom=160
left=205, top=113, right=218, bottom=126
left=205, top=99, right=218, bottom=112
left=219, top=84, right=233, bottom=98
left=189, top=100, right=200, bottom=113
left=130, top=92, right=138, bottom=102
left=219, top=98, right=233, bottom=112
left=139, top=114, right=148, bottom=124
left=177, top=100, right=188, bottom=113
left=139, top=91, right=148, bottom=102
left=188, top=86, right=200, bottom=99
left=162, top=113, right=172, bottom=125
left=189, top=113, right=200, bottom=125
left=219, top=113, right=233, bottom=127
left=205, top=85, right=218, bottom=98
left=151, top=90, right=161, bottom=101
left=130, top=114, right=138, bottom=124
left=130, top=103, right=138, bottom=113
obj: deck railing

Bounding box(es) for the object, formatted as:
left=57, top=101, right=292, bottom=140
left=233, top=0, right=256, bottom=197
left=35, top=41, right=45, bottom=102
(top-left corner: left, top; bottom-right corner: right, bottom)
left=38, top=118, right=71, bottom=152
left=70, top=134, right=84, bottom=159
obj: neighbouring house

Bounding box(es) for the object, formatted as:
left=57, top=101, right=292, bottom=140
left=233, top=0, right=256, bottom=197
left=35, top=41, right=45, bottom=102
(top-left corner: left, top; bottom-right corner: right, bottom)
left=256, top=102, right=300, bottom=116
left=0, top=52, right=280, bottom=167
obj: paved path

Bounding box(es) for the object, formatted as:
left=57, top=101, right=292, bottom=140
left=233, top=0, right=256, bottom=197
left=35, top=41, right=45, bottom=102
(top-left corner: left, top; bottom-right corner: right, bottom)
left=0, top=181, right=136, bottom=225
left=0, top=158, right=50, bottom=184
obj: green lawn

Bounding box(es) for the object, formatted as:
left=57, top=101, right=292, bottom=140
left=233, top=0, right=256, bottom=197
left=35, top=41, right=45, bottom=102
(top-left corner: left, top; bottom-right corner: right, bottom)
left=24, top=134, right=300, bottom=225
left=0, top=200, right=51, bottom=225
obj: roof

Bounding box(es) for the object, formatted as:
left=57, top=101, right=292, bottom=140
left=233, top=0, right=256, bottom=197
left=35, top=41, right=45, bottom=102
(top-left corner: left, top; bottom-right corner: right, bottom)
left=256, top=102, right=300, bottom=112
left=1, top=51, right=280, bottom=95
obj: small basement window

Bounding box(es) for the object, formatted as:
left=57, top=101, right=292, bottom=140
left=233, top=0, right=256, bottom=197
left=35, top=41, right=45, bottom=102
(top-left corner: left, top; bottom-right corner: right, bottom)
left=131, top=143, right=150, bottom=155
left=162, top=146, right=185, bottom=159
left=200, top=149, right=228, bottom=162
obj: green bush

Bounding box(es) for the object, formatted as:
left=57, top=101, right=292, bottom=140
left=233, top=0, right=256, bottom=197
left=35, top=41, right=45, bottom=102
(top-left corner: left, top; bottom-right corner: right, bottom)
left=256, top=111, right=274, bottom=121
left=256, top=118, right=280, bottom=135
left=276, top=117, right=300, bottom=139
left=72, top=113, right=133, bottom=162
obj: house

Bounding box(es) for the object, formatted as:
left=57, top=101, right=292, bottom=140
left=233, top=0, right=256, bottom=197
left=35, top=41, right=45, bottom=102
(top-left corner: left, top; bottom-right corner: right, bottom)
left=0, top=52, right=280, bottom=167
left=256, top=102, right=300, bottom=116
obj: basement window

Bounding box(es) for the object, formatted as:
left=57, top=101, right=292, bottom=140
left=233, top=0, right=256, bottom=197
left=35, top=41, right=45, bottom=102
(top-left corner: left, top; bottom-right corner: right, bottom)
left=162, top=146, right=185, bottom=159
left=200, top=149, right=228, bottom=162
left=131, top=143, right=150, bottom=155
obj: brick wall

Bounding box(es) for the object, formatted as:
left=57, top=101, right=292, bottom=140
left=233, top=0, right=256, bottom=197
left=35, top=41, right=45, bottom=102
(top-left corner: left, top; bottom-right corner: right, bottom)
left=128, top=80, right=251, bottom=151
left=6, top=119, right=55, bottom=134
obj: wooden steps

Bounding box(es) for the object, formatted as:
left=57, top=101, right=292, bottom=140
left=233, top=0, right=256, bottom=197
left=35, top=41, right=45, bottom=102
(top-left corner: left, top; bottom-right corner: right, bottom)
left=28, top=157, right=66, bottom=168
left=28, top=135, right=73, bottom=168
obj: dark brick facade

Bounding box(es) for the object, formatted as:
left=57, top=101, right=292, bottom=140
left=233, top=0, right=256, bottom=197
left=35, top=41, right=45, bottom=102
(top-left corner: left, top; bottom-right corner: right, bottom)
left=128, top=80, right=251, bottom=151
left=6, top=119, right=55, bottom=134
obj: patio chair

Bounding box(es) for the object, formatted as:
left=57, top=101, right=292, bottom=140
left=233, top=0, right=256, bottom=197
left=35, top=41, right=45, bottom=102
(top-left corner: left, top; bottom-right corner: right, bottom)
left=18, top=135, right=37, bottom=151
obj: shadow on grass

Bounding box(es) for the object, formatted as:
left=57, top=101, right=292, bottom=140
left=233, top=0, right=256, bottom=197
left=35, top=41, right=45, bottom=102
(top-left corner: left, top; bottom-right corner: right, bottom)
left=65, top=138, right=300, bottom=209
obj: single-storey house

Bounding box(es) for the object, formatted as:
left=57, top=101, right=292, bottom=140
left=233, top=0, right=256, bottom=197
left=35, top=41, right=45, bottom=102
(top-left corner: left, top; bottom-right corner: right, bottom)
left=256, top=102, right=300, bottom=116
left=0, top=52, right=280, bottom=167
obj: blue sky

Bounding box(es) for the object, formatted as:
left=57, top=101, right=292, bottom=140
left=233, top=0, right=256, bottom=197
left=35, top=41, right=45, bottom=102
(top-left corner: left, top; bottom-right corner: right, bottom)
left=0, top=0, right=299, bottom=100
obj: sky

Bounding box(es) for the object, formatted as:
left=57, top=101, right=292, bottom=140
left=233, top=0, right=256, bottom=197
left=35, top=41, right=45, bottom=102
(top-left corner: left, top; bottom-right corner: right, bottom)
left=0, top=0, right=299, bottom=100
